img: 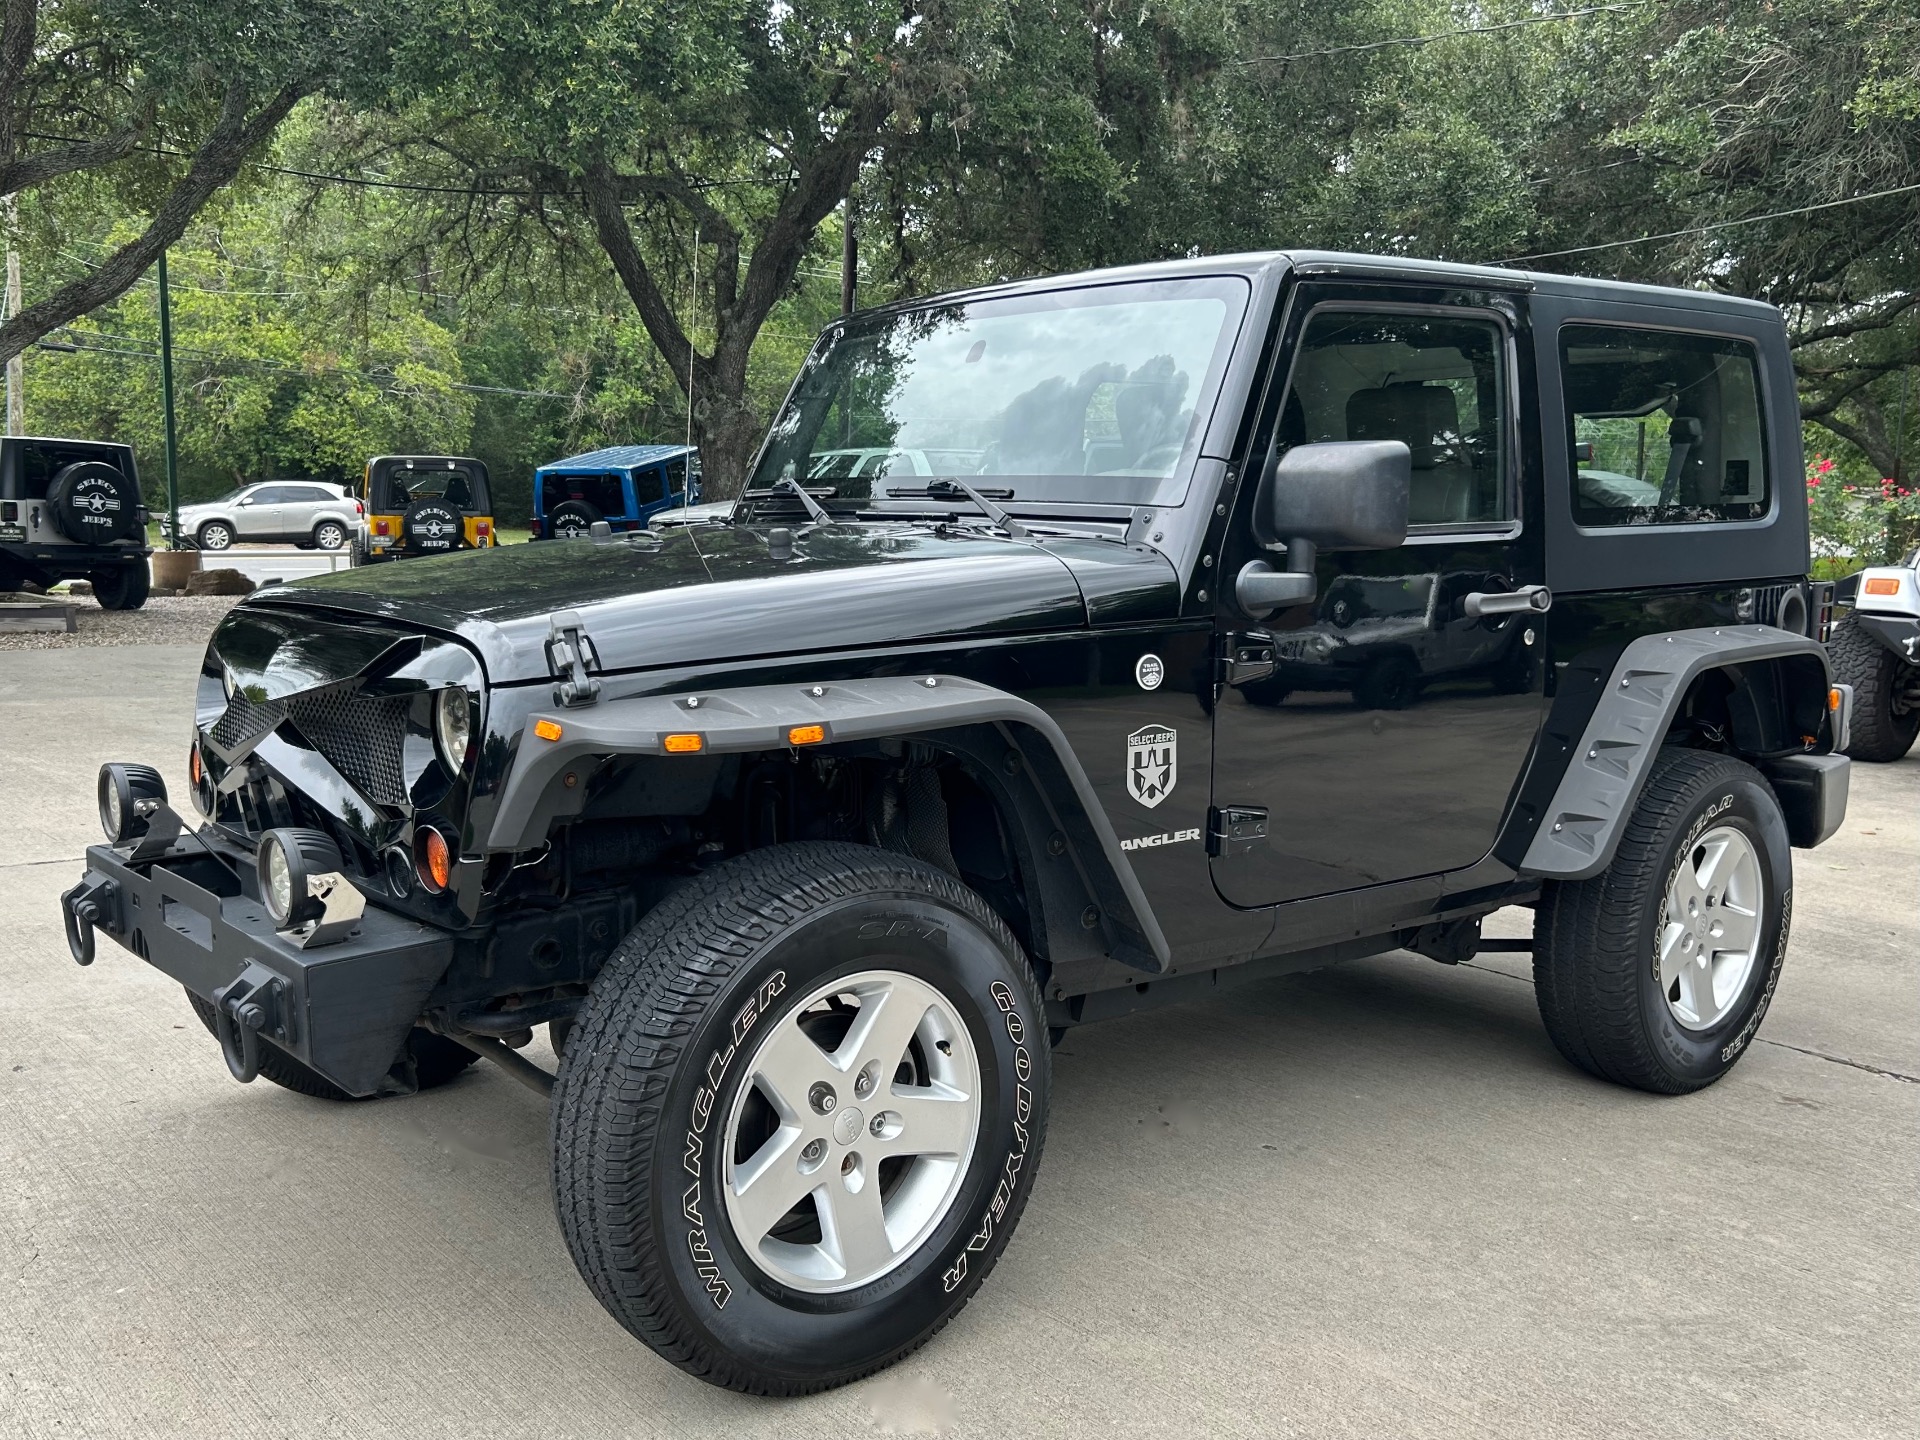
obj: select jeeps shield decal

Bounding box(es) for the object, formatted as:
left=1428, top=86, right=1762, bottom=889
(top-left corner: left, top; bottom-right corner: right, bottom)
left=1127, top=724, right=1176, bottom=809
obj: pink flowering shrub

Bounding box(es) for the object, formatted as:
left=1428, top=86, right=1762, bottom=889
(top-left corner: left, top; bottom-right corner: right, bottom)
left=1807, top=454, right=1920, bottom=564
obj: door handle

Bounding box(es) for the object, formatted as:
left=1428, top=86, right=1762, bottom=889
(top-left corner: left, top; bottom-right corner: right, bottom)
left=1463, top=585, right=1551, bottom=618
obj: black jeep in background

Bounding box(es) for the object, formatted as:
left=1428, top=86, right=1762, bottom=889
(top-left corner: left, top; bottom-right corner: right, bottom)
left=0, top=435, right=150, bottom=607
left=65, top=251, right=1850, bottom=1395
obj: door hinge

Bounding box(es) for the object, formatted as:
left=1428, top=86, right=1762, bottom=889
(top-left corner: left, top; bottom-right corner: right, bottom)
left=1217, top=632, right=1276, bottom=687
left=1207, top=804, right=1269, bottom=857
left=546, top=610, right=601, bottom=708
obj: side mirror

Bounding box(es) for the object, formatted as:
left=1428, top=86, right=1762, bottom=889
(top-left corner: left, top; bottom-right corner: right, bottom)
left=1237, top=440, right=1411, bottom=617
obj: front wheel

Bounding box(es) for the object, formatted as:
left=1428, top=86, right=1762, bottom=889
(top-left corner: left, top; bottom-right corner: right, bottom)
left=196, top=521, right=233, bottom=552
left=551, top=842, right=1049, bottom=1395
left=1829, top=615, right=1920, bottom=762
left=1533, top=749, right=1792, bottom=1094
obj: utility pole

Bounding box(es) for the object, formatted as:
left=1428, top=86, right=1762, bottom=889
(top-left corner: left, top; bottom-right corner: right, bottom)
left=157, top=249, right=181, bottom=547
left=4, top=195, right=23, bottom=435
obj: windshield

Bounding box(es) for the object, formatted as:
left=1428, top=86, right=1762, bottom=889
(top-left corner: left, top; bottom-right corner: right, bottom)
left=751, top=276, right=1248, bottom=507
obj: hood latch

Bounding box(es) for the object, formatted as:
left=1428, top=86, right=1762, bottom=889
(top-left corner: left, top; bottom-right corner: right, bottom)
left=546, top=610, right=601, bottom=708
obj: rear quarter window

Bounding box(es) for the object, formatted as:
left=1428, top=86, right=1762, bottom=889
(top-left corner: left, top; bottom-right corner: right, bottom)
left=1561, top=324, right=1769, bottom=528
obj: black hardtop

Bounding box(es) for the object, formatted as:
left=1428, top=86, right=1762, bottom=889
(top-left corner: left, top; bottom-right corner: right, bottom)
left=849, top=248, right=1780, bottom=325
left=0, top=434, right=140, bottom=499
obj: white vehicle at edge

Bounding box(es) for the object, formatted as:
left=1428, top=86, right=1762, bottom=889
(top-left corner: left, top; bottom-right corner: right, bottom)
left=1829, top=546, right=1920, bottom=762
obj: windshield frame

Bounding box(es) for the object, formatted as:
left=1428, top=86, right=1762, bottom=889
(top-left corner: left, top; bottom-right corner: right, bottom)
left=747, top=275, right=1253, bottom=514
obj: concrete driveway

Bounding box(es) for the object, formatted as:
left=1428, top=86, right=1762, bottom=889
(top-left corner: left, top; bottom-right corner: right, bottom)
left=1, top=644, right=1913, bottom=1439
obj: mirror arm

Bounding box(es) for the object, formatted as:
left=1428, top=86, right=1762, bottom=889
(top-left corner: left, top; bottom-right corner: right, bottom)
left=1235, top=536, right=1318, bottom=618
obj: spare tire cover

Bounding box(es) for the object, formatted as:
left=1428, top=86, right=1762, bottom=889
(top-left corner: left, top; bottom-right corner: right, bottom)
left=47, top=461, right=143, bottom=544
left=401, top=500, right=465, bottom=553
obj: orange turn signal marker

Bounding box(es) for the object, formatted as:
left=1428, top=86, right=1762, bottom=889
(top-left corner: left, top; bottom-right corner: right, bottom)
left=1864, top=577, right=1901, bottom=596
left=1829, top=688, right=1843, bottom=712
left=534, top=718, right=564, bottom=742
left=663, top=733, right=705, bottom=754
left=418, top=827, right=451, bottom=892
left=787, top=724, right=826, bottom=746
left=189, top=743, right=203, bottom=786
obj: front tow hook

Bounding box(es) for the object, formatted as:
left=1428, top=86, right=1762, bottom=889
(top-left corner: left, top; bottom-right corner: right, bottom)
left=211, top=963, right=290, bottom=1084
left=61, top=878, right=118, bottom=966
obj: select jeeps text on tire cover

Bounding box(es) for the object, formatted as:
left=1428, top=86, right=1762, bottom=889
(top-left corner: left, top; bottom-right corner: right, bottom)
left=0, top=435, right=152, bottom=608
left=64, top=251, right=1853, bottom=1396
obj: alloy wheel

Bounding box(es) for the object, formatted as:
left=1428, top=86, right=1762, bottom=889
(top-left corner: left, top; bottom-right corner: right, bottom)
left=1660, top=824, right=1764, bottom=1030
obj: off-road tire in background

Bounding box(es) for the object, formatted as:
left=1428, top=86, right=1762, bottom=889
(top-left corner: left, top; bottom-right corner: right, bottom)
left=90, top=562, right=149, bottom=611
left=185, top=991, right=479, bottom=1099
left=1533, top=749, right=1792, bottom=1095
left=196, top=520, right=234, bottom=552
left=1354, top=653, right=1421, bottom=710
left=1829, top=615, right=1920, bottom=762
left=311, top=520, right=348, bottom=551
left=547, top=502, right=601, bottom=539
left=551, top=841, right=1049, bottom=1395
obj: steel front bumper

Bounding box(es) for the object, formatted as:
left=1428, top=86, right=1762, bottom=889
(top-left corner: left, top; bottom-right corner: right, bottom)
left=62, top=824, right=455, bottom=1097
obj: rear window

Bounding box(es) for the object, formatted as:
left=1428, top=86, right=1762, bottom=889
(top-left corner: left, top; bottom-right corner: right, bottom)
left=376, top=463, right=483, bottom=511
left=1561, top=325, right=1769, bottom=527
left=17, top=442, right=131, bottom=500
left=547, top=473, right=627, bottom=515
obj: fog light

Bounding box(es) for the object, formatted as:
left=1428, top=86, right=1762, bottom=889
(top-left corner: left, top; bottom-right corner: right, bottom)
left=98, top=763, right=167, bottom=843
left=416, top=826, right=452, bottom=893
left=256, top=828, right=346, bottom=927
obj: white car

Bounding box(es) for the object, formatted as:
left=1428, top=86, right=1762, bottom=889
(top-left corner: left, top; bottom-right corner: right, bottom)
left=163, top=481, right=366, bottom=552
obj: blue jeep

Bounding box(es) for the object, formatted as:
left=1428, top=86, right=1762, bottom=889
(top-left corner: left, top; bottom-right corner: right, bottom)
left=530, top=444, right=700, bottom=539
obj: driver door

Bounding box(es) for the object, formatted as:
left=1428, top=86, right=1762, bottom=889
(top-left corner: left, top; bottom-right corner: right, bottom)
left=233, top=485, right=287, bottom=541
left=1210, top=285, right=1549, bottom=908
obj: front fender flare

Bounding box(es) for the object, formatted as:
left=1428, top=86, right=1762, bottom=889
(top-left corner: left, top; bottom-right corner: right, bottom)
left=485, top=674, right=1171, bottom=973
left=1515, top=625, right=1835, bottom=880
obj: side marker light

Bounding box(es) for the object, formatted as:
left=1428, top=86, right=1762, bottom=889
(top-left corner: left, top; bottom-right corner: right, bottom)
left=534, top=718, right=564, bottom=742
left=663, top=733, right=704, bottom=754
left=787, top=724, right=826, bottom=746
left=1863, top=577, right=1900, bottom=596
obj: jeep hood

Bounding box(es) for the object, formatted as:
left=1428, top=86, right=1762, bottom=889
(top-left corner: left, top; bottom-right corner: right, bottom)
left=241, top=523, right=1177, bottom=685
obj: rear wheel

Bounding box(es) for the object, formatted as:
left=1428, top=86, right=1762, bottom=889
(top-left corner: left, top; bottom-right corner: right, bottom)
left=1830, top=615, right=1920, bottom=762
left=91, top=562, right=149, bottom=611
left=1354, top=654, right=1420, bottom=710
left=1533, top=749, right=1792, bottom=1094
left=312, top=520, right=348, bottom=551
left=185, top=991, right=479, bottom=1099
left=552, top=841, right=1049, bottom=1394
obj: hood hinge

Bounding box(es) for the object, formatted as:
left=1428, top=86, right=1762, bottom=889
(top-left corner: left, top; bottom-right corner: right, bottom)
left=546, top=610, right=601, bottom=708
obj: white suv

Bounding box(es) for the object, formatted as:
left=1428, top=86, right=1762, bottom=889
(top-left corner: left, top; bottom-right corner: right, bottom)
left=163, top=482, right=365, bottom=552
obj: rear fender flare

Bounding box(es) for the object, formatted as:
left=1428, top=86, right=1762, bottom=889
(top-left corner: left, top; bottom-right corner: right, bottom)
left=484, top=675, right=1171, bottom=974
left=1511, top=626, right=1835, bottom=880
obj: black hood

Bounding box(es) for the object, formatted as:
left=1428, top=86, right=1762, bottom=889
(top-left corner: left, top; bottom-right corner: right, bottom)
left=242, top=522, right=1177, bottom=685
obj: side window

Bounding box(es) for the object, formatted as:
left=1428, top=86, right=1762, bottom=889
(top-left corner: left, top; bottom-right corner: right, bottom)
left=1282, top=310, right=1512, bottom=528
left=291, top=486, right=337, bottom=504
left=664, top=458, right=687, bottom=496
left=1560, top=325, right=1768, bottom=527
left=251, top=486, right=295, bottom=504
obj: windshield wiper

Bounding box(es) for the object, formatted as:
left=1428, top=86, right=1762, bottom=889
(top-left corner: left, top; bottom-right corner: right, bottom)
left=891, top=478, right=1028, bottom=539
left=771, top=477, right=832, bottom=525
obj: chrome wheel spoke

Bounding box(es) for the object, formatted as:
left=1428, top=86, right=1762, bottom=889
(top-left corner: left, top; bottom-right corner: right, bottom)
left=729, top=1127, right=818, bottom=1243
left=748, top=1018, right=831, bottom=1120
left=837, top=980, right=932, bottom=1081
left=819, top=1168, right=894, bottom=1279
left=878, top=1089, right=975, bottom=1159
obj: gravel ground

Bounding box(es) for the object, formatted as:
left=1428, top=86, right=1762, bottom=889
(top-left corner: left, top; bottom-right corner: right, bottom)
left=0, top=594, right=241, bottom=651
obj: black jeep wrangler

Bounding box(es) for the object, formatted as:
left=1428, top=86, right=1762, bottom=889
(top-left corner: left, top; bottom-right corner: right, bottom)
left=1, top=435, right=151, bottom=607
left=64, top=252, right=1851, bottom=1395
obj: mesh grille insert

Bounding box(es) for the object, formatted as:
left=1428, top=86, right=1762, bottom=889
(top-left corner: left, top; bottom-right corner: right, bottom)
left=211, top=683, right=413, bottom=809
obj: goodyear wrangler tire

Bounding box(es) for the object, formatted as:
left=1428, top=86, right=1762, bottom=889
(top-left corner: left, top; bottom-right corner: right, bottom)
left=551, top=841, right=1049, bottom=1395
left=1533, top=749, right=1792, bottom=1095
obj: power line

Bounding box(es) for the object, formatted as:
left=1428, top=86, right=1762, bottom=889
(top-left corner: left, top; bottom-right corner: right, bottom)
left=1496, top=182, right=1920, bottom=264
left=1234, top=1, right=1653, bottom=67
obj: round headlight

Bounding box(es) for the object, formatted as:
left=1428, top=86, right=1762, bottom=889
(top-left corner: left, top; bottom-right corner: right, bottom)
left=255, top=827, right=347, bottom=928
left=97, top=763, right=167, bottom=844
left=435, top=686, right=474, bottom=772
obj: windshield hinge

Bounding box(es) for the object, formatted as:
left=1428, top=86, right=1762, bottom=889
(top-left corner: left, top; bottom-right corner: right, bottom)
left=546, top=610, right=601, bottom=708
